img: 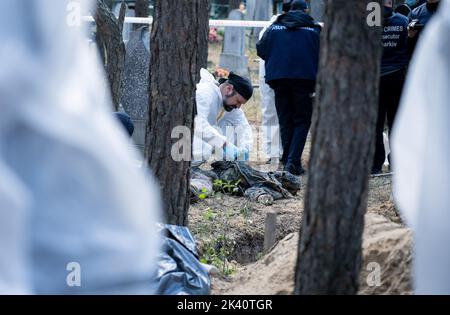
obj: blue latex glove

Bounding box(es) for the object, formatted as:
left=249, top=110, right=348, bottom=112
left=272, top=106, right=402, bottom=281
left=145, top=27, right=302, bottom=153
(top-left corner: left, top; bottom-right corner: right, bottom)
left=223, top=144, right=249, bottom=161
left=223, top=143, right=239, bottom=161
left=238, top=148, right=250, bottom=162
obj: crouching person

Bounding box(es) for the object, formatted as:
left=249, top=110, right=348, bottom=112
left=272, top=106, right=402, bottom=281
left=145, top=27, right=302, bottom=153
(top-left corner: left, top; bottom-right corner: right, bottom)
left=193, top=69, right=254, bottom=164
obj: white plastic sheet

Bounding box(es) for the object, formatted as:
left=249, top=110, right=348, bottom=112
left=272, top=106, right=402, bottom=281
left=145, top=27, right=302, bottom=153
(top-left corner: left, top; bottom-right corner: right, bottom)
left=0, top=0, right=161, bottom=294
left=392, top=0, right=450, bottom=294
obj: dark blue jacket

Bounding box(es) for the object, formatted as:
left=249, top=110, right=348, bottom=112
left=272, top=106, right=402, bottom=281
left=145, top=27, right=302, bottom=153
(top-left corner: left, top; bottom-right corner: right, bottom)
left=381, top=13, right=410, bottom=76
left=408, top=2, right=440, bottom=53
left=406, top=0, right=427, bottom=10
left=410, top=2, right=439, bottom=24
left=256, top=11, right=321, bottom=84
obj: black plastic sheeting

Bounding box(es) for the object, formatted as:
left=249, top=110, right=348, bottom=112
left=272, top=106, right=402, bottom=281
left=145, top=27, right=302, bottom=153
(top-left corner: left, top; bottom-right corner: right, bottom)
left=155, top=224, right=211, bottom=295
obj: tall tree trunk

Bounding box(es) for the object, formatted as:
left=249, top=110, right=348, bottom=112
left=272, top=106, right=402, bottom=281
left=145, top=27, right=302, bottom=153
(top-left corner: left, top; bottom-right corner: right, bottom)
left=134, top=0, right=149, bottom=30
left=295, top=0, right=382, bottom=294
left=95, top=0, right=126, bottom=111
left=145, top=0, right=210, bottom=226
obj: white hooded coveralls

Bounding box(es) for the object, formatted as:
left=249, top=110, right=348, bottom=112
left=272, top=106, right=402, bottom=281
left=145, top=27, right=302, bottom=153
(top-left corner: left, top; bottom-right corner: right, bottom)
left=193, top=69, right=253, bottom=161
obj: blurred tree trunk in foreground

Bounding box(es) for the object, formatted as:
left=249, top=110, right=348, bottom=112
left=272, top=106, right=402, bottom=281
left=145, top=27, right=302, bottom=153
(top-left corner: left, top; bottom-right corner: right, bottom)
left=295, top=0, right=382, bottom=294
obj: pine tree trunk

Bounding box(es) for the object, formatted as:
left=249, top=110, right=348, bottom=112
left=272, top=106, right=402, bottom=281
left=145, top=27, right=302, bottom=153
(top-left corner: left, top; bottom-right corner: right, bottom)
left=145, top=0, right=210, bottom=226
left=295, top=0, right=382, bottom=294
left=95, top=0, right=126, bottom=111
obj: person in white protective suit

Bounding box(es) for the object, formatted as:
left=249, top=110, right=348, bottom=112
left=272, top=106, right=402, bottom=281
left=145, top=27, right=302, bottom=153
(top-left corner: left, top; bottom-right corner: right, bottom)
left=0, top=0, right=160, bottom=294
left=193, top=69, right=254, bottom=163
left=392, top=0, right=450, bottom=294
left=259, top=14, right=282, bottom=163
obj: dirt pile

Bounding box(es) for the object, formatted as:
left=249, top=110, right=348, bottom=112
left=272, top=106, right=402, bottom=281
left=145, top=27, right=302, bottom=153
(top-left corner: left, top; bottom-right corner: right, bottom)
left=359, top=213, right=413, bottom=295
left=211, top=213, right=413, bottom=295
left=212, top=232, right=298, bottom=295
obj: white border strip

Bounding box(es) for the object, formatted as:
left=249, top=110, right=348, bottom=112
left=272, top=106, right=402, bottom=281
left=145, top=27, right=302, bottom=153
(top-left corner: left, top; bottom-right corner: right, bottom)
left=209, top=20, right=271, bottom=27
left=82, top=16, right=272, bottom=27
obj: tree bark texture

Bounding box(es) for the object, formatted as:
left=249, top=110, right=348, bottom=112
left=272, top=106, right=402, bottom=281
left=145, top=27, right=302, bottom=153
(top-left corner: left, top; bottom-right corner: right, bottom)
left=95, top=0, right=126, bottom=111
left=103, top=0, right=113, bottom=10
left=145, top=0, right=210, bottom=226
left=295, top=0, right=382, bottom=294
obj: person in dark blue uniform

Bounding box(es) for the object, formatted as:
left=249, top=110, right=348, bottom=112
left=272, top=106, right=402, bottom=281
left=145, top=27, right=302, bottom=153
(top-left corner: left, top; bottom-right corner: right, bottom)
left=395, top=0, right=427, bottom=18
left=372, top=0, right=411, bottom=174
left=256, top=0, right=320, bottom=176
left=408, top=0, right=441, bottom=53
left=405, top=0, right=427, bottom=10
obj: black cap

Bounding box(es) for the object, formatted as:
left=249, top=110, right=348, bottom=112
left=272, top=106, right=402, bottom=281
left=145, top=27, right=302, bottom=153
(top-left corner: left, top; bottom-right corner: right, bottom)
left=282, top=0, right=292, bottom=12
left=227, top=72, right=254, bottom=101
left=291, top=0, right=308, bottom=11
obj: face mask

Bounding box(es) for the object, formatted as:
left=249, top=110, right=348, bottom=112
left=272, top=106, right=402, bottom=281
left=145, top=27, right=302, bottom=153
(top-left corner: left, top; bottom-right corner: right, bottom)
left=384, top=6, right=393, bottom=18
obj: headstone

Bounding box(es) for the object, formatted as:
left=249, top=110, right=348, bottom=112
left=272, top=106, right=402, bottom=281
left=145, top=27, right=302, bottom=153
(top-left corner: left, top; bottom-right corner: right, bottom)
left=310, top=0, right=325, bottom=22
left=246, top=0, right=273, bottom=46
left=121, top=26, right=151, bottom=153
left=219, top=9, right=248, bottom=75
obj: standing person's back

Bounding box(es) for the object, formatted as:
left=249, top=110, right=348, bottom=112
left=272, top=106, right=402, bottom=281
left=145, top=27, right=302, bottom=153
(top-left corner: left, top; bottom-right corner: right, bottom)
left=256, top=8, right=321, bottom=84
left=381, top=12, right=410, bottom=76
left=372, top=1, right=411, bottom=174
left=256, top=0, right=321, bottom=176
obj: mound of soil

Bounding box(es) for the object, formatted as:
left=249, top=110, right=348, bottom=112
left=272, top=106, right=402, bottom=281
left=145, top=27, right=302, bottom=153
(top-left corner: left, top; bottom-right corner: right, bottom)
left=359, top=213, right=413, bottom=295
left=210, top=213, right=413, bottom=295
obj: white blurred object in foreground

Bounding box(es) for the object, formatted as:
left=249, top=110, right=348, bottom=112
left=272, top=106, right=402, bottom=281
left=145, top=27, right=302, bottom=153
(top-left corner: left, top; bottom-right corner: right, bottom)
left=392, top=0, right=450, bottom=294
left=0, top=0, right=160, bottom=294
